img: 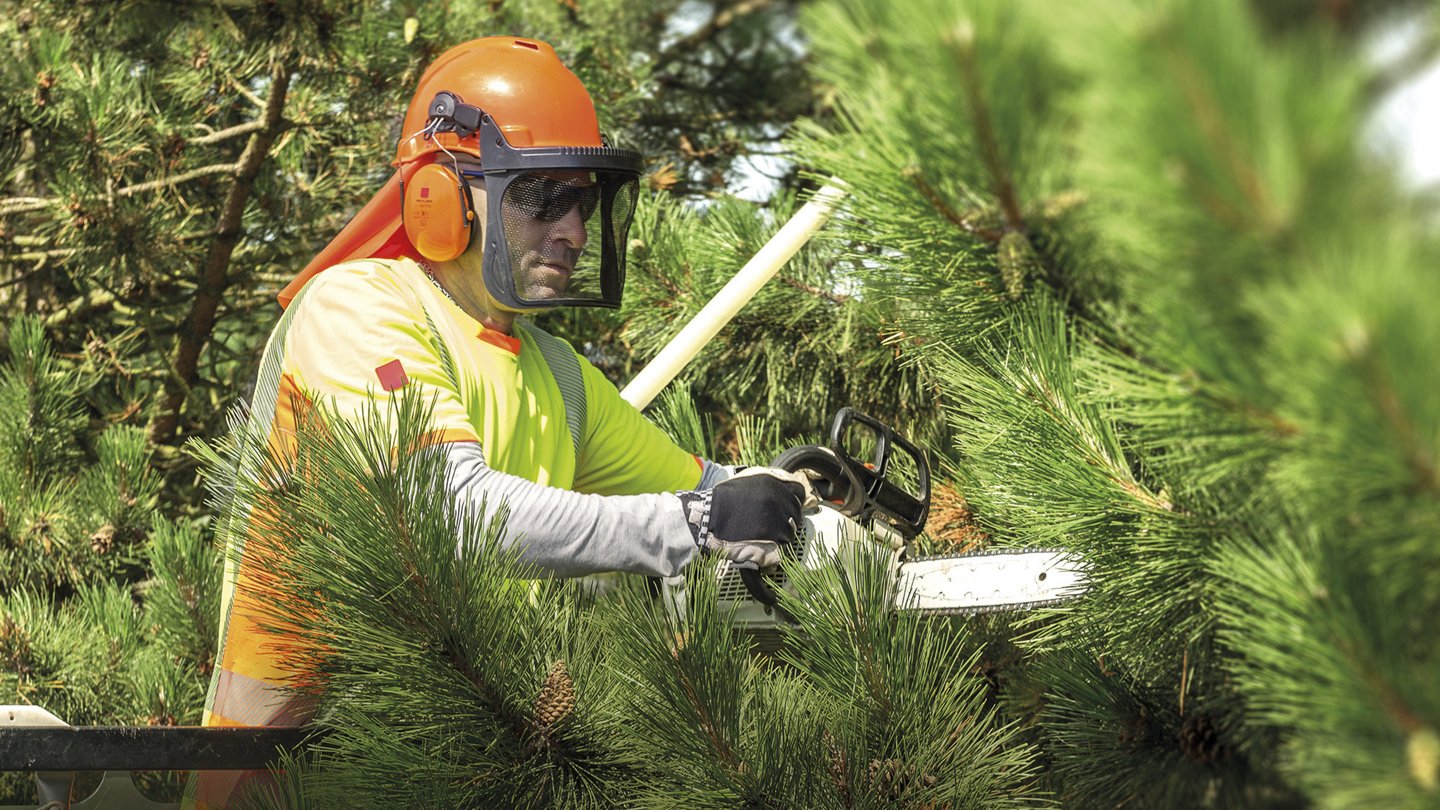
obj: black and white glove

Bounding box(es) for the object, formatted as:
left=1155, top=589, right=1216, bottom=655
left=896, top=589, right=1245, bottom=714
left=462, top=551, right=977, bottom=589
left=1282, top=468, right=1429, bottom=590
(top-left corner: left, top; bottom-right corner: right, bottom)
left=677, top=467, right=819, bottom=570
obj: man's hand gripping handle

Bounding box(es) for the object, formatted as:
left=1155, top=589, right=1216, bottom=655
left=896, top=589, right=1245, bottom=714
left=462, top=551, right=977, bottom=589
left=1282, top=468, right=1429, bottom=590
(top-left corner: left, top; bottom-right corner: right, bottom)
left=677, top=467, right=820, bottom=570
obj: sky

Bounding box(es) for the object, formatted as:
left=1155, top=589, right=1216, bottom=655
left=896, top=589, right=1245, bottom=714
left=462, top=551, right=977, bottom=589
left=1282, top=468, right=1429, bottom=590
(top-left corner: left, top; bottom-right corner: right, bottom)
left=1368, top=16, right=1440, bottom=191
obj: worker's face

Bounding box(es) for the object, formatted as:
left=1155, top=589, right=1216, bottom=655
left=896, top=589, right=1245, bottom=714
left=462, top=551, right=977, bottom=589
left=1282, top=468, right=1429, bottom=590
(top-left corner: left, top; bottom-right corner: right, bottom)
left=500, top=171, right=596, bottom=301
left=454, top=159, right=595, bottom=302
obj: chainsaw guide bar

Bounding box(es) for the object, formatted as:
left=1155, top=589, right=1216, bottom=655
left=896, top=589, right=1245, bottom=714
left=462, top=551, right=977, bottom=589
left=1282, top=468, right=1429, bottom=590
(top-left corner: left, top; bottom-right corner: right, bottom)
left=895, top=547, right=1088, bottom=616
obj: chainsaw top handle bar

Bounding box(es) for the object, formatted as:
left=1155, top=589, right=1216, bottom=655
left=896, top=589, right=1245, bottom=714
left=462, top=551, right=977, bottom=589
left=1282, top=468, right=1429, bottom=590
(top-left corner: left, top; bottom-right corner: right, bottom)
left=828, top=408, right=931, bottom=538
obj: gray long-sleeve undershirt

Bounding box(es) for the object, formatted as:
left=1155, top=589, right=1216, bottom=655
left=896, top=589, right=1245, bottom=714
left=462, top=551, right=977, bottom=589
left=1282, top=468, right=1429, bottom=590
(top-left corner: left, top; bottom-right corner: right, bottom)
left=442, top=441, right=732, bottom=578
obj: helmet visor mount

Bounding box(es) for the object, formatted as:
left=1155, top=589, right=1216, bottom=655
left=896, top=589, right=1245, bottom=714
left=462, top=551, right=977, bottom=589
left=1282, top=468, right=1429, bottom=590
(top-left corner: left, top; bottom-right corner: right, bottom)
left=426, top=93, right=642, bottom=311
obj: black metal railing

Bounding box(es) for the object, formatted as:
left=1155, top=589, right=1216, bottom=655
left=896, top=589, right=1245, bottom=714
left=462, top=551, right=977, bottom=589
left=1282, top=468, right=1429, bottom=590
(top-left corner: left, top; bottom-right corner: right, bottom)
left=0, top=725, right=317, bottom=771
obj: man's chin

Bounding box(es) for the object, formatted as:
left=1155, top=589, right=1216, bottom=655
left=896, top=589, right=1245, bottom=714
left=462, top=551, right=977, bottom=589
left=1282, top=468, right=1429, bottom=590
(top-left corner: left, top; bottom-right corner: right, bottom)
left=519, top=282, right=568, bottom=302
left=519, top=266, right=573, bottom=301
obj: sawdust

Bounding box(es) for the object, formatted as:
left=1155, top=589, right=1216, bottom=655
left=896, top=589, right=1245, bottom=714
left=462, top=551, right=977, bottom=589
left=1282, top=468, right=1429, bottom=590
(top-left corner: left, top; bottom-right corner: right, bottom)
left=926, top=483, right=989, bottom=554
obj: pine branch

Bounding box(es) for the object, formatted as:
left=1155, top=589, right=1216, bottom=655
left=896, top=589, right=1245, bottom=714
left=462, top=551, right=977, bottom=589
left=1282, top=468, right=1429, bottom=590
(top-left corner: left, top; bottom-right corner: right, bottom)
left=44, top=288, right=126, bottom=329
left=672, top=659, right=746, bottom=776
left=228, top=73, right=267, bottom=111
left=0, top=263, right=52, bottom=292
left=191, top=119, right=269, bottom=146
left=901, top=167, right=1005, bottom=243
left=113, top=163, right=242, bottom=197
left=437, top=624, right=535, bottom=747
left=0, top=162, right=240, bottom=215
left=382, top=478, right=537, bottom=750
left=150, top=55, right=294, bottom=444
left=1346, top=336, right=1439, bottom=496
left=0, top=197, right=52, bottom=215
left=1340, top=634, right=1424, bottom=734
left=1158, top=25, right=1279, bottom=235
left=942, top=21, right=1024, bottom=233
left=1199, top=383, right=1302, bottom=439
left=781, top=276, right=850, bottom=304
left=5, top=248, right=79, bottom=265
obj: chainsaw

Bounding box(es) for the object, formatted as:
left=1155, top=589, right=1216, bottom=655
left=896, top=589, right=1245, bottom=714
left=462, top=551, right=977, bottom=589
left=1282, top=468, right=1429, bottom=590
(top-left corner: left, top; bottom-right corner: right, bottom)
left=667, top=408, right=1087, bottom=627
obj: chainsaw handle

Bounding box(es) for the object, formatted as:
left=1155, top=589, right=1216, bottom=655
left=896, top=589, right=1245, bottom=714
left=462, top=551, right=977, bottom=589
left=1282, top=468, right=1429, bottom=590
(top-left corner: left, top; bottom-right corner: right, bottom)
left=738, top=567, right=800, bottom=624
left=739, top=567, right=778, bottom=607
left=770, top=445, right=865, bottom=516
left=738, top=411, right=930, bottom=621
left=829, top=408, right=930, bottom=537
left=729, top=446, right=851, bottom=621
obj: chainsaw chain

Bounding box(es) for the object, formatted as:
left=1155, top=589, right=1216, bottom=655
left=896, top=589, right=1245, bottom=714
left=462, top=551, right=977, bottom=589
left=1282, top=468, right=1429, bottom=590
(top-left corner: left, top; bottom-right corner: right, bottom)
left=905, top=595, right=1079, bottom=617
left=899, top=547, right=1084, bottom=617
left=901, top=546, right=1071, bottom=562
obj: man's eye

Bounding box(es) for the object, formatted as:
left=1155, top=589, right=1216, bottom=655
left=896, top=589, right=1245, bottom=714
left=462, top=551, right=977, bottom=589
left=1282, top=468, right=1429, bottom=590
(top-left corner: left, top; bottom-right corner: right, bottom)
left=545, top=187, right=599, bottom=222
left=516, top=180, right=600, bottom=222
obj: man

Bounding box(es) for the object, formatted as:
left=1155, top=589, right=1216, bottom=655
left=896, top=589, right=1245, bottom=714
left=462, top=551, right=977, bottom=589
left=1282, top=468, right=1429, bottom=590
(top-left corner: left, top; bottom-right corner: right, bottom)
left=191, top=36, right=811, bottom=807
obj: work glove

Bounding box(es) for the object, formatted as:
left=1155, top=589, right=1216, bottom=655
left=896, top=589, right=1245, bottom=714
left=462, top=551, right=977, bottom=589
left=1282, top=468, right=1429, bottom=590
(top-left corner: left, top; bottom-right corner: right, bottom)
left=677, top=467, right=820, bottom=570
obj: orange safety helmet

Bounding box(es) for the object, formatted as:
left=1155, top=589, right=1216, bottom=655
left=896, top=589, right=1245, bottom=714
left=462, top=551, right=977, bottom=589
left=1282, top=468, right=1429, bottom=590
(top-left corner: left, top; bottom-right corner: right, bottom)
left=280, top=37, right=642, bottom=311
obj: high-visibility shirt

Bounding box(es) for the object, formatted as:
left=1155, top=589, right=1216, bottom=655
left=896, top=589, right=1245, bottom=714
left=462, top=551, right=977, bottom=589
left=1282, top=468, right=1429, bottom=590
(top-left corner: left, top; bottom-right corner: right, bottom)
left=191, top=257, right=705, bottom=807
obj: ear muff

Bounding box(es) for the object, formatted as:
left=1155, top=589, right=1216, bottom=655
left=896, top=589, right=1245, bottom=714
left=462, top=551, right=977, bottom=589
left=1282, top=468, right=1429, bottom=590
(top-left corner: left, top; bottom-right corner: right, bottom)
left=402, top=162, right=476, bottom=262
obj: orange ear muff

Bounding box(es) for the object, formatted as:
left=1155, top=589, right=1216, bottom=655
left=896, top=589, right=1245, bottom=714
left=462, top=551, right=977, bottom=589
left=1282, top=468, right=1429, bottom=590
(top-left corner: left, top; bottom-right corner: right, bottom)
left=402, top=162, right=476, bottom=262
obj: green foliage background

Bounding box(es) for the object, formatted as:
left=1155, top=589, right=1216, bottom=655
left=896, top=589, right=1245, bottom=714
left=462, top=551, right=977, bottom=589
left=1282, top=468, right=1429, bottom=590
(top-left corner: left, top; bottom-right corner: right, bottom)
left=2, top=0, right=1439, bottom=807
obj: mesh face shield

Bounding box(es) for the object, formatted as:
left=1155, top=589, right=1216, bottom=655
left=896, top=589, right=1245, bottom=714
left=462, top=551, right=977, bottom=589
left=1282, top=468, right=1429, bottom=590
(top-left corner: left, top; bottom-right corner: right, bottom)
left=490, top=170, right=638, bottom=308
left=467, top=111, right=641, bottom=311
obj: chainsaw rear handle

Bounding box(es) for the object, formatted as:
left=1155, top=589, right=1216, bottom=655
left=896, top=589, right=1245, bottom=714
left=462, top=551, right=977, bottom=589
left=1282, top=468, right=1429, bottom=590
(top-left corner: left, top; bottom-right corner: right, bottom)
left=736, top=444, right=849, bottom=615
left=736, top=410, right=930, bottom=618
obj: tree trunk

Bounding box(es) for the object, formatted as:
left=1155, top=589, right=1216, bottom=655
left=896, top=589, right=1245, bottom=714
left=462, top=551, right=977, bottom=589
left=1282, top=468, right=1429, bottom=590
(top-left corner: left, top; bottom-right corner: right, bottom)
left=148, top=57, right=293, bottom=445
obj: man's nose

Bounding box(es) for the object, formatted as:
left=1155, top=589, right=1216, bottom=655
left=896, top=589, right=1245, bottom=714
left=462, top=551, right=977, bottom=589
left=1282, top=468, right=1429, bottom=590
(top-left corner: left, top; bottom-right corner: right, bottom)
left=549, top=205, right=588, bottom=249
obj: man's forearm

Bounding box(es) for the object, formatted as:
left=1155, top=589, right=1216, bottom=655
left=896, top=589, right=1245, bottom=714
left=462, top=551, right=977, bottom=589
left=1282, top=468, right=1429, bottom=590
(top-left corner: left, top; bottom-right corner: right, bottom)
left=440, top=442, right=699, bottom=578
left=697, top=458, right=734, bottom=489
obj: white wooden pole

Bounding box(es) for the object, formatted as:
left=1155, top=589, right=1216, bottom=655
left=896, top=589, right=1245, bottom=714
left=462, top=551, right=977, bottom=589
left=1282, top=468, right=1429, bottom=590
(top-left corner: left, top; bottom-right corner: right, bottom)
left=620, top=180, right=848, bottom=410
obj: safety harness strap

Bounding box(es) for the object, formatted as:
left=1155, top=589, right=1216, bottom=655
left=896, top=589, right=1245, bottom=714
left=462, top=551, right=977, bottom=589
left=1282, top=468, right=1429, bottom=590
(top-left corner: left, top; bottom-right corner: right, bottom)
left=521, top=320, right=587, bottom=458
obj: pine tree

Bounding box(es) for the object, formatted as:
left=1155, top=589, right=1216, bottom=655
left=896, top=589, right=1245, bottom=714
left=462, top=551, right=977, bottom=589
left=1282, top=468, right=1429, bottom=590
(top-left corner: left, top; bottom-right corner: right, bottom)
left=0, top=315, right=162, bottom=596
left=0, top=318, right=221, bottom=804
left=790, top=0, right=1440, bottom=805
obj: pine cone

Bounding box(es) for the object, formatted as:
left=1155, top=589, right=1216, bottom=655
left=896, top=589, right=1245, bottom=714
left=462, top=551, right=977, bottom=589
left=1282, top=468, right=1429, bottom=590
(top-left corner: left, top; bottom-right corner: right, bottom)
left=997, top=230, right=1039, bottom=301
left=0, top=616, right=32, bottom=677
left=534, top=660, right=576, bottom=731
left=866, top=758, right=908, bottom=803
left=929, top=483, right=988, bottom=554
left=90, top=524, right=117, bottom=555
left=822, top=729, right=850, bottom=803
left=1178, top=713, right=1227, bottom=764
